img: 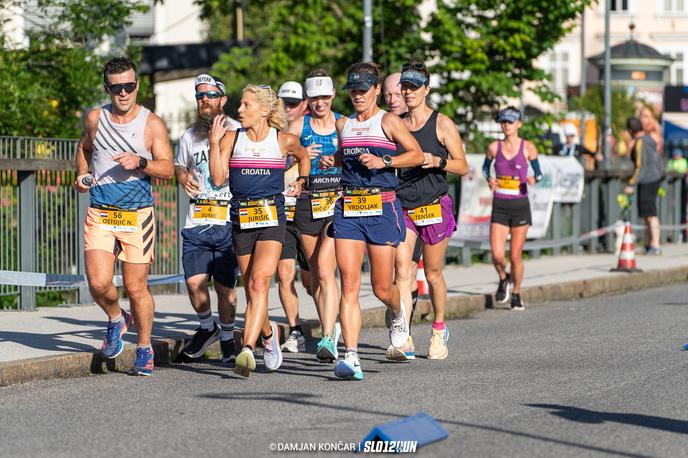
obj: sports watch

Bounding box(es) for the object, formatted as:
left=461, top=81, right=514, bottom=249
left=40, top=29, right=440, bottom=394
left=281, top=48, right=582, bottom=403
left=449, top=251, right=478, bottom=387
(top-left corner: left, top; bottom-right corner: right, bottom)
left=138, top=156, right=148, bottom=170
left=439, top=158, right=448, bottom=170
left=382, top=155, right=393, bottom=168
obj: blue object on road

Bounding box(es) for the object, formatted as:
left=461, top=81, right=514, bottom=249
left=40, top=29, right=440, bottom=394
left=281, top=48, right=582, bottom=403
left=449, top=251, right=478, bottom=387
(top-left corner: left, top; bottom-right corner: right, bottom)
left=682, top=343, right=688, bottom=351
left=357, top=412, right=448, bottom=453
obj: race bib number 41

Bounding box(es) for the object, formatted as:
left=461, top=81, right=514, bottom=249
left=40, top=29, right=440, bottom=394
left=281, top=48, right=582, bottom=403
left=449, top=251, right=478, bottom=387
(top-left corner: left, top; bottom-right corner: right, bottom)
left=343, top=188, right=383, bottom=217
left=407, top=200, right=442, bottom=226
left=311, top=191, right=338, bottom=219
left=193, top=199, right=229, bottom=225
left=239, top=198, right=279, bottom=229
left=98, top=209, right=137, bottom=232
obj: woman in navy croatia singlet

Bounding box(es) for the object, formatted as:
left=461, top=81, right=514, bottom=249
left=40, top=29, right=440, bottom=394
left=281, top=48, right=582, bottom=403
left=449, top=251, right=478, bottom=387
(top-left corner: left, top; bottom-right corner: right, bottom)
left=319, top=62, right=423, bottom=381
left=209, top=84, right=309, bottom=377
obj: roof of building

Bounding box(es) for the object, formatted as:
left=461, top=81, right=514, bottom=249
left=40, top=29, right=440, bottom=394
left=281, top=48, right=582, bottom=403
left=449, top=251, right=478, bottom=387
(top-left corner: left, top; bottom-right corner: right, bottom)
left=589, top=39, right=674, bottom=64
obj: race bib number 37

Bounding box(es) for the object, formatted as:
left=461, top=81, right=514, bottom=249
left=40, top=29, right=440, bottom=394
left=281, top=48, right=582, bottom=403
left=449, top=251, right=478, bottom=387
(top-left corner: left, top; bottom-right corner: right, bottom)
left=98, top=209, right=137, bottom=232
left=193, top=199, right=229, bottom=225
left=343, top=189, right=383, bottom=217
left=239, top=198, right=279, bottom=229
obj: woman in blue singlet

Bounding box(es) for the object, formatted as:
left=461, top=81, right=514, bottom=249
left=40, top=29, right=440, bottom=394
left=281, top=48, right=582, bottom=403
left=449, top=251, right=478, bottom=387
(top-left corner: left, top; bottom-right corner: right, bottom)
left=288, top=69, right=343, bottom=362
left=209, top=85, right=309, bottom=377
left=320, top=62, right=423, bottom=381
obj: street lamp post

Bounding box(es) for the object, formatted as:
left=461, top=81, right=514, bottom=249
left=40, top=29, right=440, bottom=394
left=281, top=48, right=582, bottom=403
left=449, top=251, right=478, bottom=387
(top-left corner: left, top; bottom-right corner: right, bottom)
left=580, top=7, right=587, bottom=146
left=363, top=0, right=373, bottom=62
left=603, top=0, right=612, bottom=166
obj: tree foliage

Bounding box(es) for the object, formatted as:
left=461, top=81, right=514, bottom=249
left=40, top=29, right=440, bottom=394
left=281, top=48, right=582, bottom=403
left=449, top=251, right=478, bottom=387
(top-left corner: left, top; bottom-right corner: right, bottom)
left=196, top=0, right=424, bottom=115
left=0, top=0, right=150, bottom=138
left=422, top=0, right=595, bottom=134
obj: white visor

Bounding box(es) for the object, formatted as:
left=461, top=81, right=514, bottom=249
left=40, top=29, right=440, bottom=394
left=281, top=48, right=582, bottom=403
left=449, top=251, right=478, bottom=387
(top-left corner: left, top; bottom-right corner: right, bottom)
left=305, top=76, right=334, bottom=98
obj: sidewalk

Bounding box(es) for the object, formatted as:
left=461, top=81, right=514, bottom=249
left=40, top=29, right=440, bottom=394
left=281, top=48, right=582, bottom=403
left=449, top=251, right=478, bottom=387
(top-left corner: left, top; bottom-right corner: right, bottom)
left=2, top=244, right=687, bottom=386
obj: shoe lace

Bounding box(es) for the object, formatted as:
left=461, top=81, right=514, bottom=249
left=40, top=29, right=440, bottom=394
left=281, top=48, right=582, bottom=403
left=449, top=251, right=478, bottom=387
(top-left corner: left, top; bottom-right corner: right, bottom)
left=105, top=321, right=120, bottom=344
left=390, top=320, right=407, bottom=334
left=430, top=330, right=444, bottom=346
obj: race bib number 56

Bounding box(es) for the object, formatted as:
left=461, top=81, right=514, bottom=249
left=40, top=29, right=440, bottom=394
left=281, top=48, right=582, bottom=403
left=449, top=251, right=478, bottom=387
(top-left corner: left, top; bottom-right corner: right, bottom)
left=98, top=209, right=137, bottom=232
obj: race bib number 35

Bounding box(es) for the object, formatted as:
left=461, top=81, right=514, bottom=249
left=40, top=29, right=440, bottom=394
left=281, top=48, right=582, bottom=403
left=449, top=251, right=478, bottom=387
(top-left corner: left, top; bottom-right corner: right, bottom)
left=311, top=191, right=338, bottom=219
left=343, top=189, right=383, bottom=217
left=98, top=209, right=137, bottom=232
left=193, top=199, right=229, bottom=225
left=239, top=198, right=279, bottom=229
left=407, top=200, right=442, bottom=226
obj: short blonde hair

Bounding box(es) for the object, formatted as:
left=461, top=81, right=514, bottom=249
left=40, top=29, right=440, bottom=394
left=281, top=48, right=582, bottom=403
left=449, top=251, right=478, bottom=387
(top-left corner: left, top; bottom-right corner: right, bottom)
left=242, top=84, right=288, bottom=131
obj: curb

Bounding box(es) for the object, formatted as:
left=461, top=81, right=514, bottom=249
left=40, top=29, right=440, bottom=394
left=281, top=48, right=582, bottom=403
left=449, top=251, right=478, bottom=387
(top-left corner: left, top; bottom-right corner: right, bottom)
left=2, top=265, right=687, bottom=388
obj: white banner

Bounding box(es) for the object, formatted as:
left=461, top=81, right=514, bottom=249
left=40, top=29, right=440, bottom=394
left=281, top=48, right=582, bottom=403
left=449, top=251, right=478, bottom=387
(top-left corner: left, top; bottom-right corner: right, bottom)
left=452, top=154, right=584, bottom=242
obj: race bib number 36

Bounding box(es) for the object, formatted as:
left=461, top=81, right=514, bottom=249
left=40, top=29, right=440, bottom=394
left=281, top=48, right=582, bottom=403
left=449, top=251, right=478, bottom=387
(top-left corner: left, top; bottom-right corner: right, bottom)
left=193, top=199, right=229, bottom=225
left=407, top=200, right=442, bottom=226
left=343, top=189, right=383, bottom=217
left=98, top=209, right=137, bottom=232
left=239, top=198, right=279, bottom=229
left=311, top=191, right=338, bottom=219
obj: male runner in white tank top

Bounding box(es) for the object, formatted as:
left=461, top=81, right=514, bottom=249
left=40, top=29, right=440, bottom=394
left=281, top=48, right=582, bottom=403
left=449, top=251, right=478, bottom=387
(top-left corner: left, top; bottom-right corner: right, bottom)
left=74, top=56, right=173, bottom=376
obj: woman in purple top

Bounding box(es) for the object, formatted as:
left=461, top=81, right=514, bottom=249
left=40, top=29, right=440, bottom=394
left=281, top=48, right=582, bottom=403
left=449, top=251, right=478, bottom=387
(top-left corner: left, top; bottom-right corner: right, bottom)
left=483, top=107, right=542, bottom=311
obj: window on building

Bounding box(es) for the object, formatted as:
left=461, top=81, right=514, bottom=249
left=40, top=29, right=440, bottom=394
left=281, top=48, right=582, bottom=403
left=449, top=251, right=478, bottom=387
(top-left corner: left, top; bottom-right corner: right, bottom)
left=675, top=52, right=685, bottom=84
left=543, top=51, right=570, bottom=94
left=663, top=0, right=686, bottom=13
left=611, top=0, right=630, bottom=12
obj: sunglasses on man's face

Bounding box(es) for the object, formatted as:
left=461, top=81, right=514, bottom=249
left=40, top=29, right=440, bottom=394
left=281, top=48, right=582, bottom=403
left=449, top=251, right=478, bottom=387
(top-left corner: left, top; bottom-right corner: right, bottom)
left=195, top=91, right=223, bottom=100
left=107, top=82, right=137, bottom=95
left=283, top=100, right=302, bottom=108
left=402, top=62, right=426, bottom=71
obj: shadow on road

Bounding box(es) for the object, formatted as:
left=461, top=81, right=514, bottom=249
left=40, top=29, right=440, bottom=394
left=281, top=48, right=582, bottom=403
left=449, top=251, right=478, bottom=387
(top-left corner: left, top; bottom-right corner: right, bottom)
left=528, top=404, right=688, bottom=435
left=199, top=392, right=652, bottom=457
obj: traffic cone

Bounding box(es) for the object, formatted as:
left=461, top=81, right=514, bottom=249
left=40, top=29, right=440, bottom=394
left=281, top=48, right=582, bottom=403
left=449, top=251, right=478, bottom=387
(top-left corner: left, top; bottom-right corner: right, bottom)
left=417, top=258, right=430, bottom=297
left=611, top=221, right=641, bottom=272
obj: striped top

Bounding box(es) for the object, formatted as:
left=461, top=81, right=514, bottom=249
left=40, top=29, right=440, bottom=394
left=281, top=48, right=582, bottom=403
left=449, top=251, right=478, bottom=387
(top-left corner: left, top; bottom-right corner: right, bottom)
left=90, top=104, right=153, bottom=209
left=229, top=127, right=286, bottom=222
left=340, top=110, right=398, bottom=189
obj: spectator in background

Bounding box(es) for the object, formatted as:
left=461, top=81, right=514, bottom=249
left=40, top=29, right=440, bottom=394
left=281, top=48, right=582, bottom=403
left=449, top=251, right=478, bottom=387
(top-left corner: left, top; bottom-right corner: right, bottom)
left=666, top=148, right=688, bottom=174
left=625, top=116, right=664, bottom=255
left=554, top=123, right=603, bottom=162
left=640, top=106, right=663, bottom=154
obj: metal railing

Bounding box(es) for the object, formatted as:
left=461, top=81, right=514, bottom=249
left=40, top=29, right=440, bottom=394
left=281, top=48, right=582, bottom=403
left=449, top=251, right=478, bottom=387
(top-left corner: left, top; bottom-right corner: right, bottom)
left=0, top=136, right=183, bottom=310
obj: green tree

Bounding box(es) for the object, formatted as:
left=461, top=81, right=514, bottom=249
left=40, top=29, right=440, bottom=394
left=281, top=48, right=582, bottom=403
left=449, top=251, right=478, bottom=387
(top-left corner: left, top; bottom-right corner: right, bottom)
left=196, top=0, right=424, bottom=115
left=0, top=0, right=151, bottom=139
left=423, top=0, right=595, bottom=137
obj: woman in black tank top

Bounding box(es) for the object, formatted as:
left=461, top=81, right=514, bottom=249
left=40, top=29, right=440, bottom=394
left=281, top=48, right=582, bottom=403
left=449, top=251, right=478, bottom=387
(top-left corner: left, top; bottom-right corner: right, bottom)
left=392, top=61, right=468, bottom=361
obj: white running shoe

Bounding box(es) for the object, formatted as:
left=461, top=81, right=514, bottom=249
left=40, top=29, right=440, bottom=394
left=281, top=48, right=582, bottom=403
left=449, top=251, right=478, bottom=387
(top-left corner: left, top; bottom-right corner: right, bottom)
left=389, top=301, right=409, bottom=349
left=281, top=329, right=306, bottom=353
left=262, top=323, right=283, bottom=371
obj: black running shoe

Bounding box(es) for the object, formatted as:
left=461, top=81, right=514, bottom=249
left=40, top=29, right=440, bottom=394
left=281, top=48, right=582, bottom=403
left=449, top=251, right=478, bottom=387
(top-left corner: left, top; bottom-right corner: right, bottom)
left=220, top=338, right=238, bottom=364
left=495, top=273, right=512, bottom=304
left=183, top=324, right=219, bottom=359
left=510, top=293, right=525, bottom=311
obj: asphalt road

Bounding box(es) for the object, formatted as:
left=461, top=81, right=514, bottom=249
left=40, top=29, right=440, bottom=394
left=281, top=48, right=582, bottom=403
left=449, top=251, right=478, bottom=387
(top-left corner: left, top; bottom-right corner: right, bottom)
left=2, top=284, right=688, bottom=458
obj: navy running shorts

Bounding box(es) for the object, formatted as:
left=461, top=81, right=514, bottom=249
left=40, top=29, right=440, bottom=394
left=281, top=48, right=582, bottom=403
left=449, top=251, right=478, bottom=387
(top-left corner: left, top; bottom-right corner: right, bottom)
left=332, top=198, right=406, bottom=246
left=182, top=224, right=238, bottom=288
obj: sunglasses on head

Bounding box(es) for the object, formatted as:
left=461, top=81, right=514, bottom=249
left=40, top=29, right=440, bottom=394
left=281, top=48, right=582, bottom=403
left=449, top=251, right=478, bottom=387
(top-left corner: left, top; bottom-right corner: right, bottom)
left=402, top=62, right=426, bottom=71
left=107, top=82, right=137, bottom=95
left=195, top=90, right=223, bottom=100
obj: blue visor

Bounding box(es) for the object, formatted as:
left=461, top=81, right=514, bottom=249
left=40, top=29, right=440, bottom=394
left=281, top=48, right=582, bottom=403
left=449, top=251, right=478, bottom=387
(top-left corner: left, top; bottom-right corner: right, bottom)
left=399, top=69, right=428, bottom=87
left=342, top=72, right=378, bottom=91
left=496, top=108, right=521, bottom=123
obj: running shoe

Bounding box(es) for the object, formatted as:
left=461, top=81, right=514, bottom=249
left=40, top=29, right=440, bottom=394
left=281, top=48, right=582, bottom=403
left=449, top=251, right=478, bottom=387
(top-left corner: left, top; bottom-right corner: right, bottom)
left=316, top=323, right=340, bottom=362
left=385, top=336, right=416, bottom=361
left=389, top=302, right=409, bottom=349
left=101, top=310, right=132, bottom=359
left=262, top=323, right=283, bottom=371
left=510, top=293, right=525, bottom=311
left=495, top=273, right=512, bottom=304
left=182, top=324, right=220, bottom=359
left=385, top=300, right=417, bottom=329
left=234, top=347, right=256, bottom=377
left=130, top=346, right=154, bottom=376
left=334, top=351, right=364, bottom=381
left=281, top=329, right=306, bottom=353
left=427, top=328, right=449, bottom=360
left=220, top=339, right=238, bottom=364
left=645, top=246, right=661, bottom=255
